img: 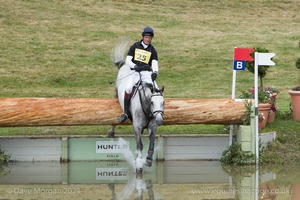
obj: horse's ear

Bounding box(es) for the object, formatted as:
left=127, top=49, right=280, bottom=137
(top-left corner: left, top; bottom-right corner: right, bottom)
left=161, top=86, right=164, bottom=93
left=154, top=86, right=164, bottom=94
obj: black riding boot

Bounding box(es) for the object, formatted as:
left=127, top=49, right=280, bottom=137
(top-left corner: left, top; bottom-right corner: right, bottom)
left=119, top=92, right=130, bottom=123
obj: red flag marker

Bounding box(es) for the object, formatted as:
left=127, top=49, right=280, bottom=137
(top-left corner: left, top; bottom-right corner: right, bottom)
left=234, top=48, right=255, bottom=61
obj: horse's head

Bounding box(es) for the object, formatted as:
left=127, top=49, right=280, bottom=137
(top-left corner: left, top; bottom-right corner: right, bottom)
left=151, top=86, right=165, bottom=126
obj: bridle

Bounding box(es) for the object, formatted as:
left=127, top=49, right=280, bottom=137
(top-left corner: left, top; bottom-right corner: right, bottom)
left=130, top=73, right=164, bottom=127
left=151, top=92, right=164, bottom=117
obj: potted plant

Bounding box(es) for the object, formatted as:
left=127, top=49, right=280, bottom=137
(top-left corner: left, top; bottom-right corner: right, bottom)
left=264, top=86, right=280, bottom=123
left=240, top=87, right=275, bottom=129
left=288, top=57, right=300, bottom=120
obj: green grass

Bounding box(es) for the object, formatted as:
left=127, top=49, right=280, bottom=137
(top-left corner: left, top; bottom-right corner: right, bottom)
left=0, top=124, right=226, bottom=136
left=0, top=0, right=299, bottom=137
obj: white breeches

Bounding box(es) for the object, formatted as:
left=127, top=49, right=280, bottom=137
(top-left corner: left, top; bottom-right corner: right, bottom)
left=125, top=71, right=157, bottom=94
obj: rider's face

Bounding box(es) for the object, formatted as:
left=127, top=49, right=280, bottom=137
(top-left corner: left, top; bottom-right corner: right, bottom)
left=143, top=36, right=152, bottom=45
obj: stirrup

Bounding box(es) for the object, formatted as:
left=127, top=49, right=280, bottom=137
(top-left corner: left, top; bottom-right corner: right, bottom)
left=119, top=113, right=128, bottom=123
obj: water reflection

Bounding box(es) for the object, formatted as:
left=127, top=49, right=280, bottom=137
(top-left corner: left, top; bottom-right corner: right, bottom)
left=0, top=161, right=299, bottom=199
left=108, top=173, right=156, bottom=200
left=222, top=164, right=299, bottom=200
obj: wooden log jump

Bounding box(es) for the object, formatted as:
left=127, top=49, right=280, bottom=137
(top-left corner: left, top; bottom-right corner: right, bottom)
left=0, top=98, right=246, bottom=127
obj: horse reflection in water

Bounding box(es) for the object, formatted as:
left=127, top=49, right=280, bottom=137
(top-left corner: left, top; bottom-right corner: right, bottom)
left=108, top=174, right=156, bottom=200
left=110, top=37, right=165, bottom=173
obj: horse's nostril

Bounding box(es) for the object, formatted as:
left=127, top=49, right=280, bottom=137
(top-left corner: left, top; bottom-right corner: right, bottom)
left=156, top=119, right=163, bottom=126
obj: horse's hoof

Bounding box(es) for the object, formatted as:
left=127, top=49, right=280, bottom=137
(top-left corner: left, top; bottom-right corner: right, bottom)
left=145, top=158, right=152, bottom=167
left=136, top=168, right=143, bottom=174
left=136, top=172, right=143, bottom=179
left=107, top=131, right=115, bottom=138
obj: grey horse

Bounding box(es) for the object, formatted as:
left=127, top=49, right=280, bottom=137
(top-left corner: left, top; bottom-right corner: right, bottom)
left=110, top=37, right=164, bottom=173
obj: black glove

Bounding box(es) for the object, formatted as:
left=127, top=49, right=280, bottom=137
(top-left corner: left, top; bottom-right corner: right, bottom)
left=132, top=65, right=140, bottom=72
left=151, top=72, right=157, bottom=81
left=132, top=64, right=151, bottom=72
left=142, top=64, right=151, bottom=71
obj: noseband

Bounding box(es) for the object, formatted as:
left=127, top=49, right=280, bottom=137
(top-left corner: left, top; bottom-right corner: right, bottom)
left=151, top=93, right=164, bottom=116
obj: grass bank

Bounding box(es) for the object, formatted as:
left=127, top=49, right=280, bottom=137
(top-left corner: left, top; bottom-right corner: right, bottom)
left=1, top=0, right=299, bottom=102
left=0, top=0, right=299, bottom=162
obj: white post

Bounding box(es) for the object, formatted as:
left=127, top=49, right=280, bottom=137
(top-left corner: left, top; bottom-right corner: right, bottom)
left=229, top=69, right=237, bottom=146
left=231, top=70, right=237, bottom=100
left=255, top=166, right=259, bottom=200
left=229, top=47, right=238, bottom=146
left=254, top=52, right=259, bottom=163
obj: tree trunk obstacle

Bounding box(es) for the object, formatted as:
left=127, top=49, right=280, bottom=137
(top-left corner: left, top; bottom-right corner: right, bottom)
left=0, top=98, right=246, bottom=127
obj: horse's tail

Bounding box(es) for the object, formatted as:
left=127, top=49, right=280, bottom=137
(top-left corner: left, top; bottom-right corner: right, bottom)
left=111, top=36, right=130, bottom=69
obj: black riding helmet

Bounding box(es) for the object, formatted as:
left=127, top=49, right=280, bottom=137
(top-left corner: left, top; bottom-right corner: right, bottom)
left=142, top=26, right=154, bottom=37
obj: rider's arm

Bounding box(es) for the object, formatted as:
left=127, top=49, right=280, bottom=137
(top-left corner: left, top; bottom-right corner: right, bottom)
left=125, top=55, right=136, bottom=69
left=151, top=60, right=158, bottom=74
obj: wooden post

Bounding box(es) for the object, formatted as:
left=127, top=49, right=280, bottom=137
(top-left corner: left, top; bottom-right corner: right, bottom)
left=0, top=98, right=246, bottom=127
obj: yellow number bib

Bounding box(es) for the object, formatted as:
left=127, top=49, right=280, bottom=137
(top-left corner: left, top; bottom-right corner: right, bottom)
left=134, top=49, right=152, bottom=64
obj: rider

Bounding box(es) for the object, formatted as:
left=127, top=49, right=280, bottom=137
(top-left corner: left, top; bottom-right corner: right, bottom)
left=119, top=26, right=159, bottom=123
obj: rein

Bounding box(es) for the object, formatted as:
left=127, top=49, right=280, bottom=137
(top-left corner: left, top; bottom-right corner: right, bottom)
left=131, top=77, right=155, bottom=128
left=130, top=73, right=164, bottom=128
left=137, top=82, right=154, bottom=124
left=115, top=71, right=136, bottom=83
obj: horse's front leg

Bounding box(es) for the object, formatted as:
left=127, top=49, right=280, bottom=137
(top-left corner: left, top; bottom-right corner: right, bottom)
left=107, top=125, right=116, bottom=138
left=146, top=124, right=156, bottom=167
left=135, top=128, right=144, bottom=173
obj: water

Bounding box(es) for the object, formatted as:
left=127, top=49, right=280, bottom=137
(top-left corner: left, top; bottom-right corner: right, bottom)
left=0, top=137, right=299, bottom=199
left=0, top=161, right=299, bottom=200
left=116, top=137, right=162, bottom=173
left=117, top=138, right=140, bottom=171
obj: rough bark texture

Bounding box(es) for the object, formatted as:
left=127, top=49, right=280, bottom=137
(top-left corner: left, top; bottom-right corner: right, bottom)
left=164, top=98, right=246, bottom=125
left=0, top=98, right=246, bottom=127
